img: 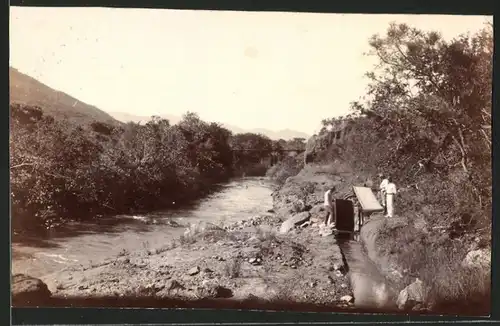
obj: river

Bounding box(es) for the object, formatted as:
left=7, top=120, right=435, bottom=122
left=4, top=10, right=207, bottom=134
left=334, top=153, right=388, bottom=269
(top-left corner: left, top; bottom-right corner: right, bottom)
left=12, top=177, right=275, bottom=279
left=12, top=176, right=398, bottom=311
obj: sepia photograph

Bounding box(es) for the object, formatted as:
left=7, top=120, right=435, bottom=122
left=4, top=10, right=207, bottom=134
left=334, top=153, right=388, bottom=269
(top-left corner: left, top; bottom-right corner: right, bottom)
left=10, top=7, right=492, bottom=316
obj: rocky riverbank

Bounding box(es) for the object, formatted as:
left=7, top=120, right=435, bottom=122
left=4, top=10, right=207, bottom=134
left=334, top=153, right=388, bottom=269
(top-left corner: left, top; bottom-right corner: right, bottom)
left=15, top=212, right=353, bottom=309
left=11, top=163, right=365, bottom=310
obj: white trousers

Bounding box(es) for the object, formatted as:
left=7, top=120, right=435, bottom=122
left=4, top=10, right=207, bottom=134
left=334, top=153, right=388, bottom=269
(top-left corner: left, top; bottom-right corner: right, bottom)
left=386, top=194, right=394, bottom=217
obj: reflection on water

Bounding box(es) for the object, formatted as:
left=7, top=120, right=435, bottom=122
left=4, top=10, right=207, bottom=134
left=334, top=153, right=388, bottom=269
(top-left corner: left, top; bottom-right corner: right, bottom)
left=337, top=233, right=396, bottom=309
left=12, top=177, right=274, bottom=279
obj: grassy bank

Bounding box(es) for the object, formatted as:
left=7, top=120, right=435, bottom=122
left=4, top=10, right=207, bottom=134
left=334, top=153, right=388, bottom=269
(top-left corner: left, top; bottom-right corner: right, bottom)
left=376, top=217, right=491, bottom=309
left=269, top=157, right=491, bottom=312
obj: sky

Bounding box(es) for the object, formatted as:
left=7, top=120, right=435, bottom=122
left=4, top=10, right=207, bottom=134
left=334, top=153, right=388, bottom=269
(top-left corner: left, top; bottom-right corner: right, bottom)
left=9, top=8, right=492, bottom=135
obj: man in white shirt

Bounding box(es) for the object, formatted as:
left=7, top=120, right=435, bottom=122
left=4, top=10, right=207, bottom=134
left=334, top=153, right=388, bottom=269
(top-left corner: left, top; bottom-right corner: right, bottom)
left=324, top=186, right=336, bottom=228
left=379, top=174, right=389, bottom=215
left=385, top=177, right=397, bottom=218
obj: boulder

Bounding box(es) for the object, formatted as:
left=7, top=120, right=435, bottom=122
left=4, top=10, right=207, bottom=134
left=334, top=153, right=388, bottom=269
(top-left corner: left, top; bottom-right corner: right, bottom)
left=12, top=274, right=52, bottom=303
left=279, top=212, right=311, bottom=234
left=156, top=280, right=189, bottom=298
left=187, top=266, right=200, bottom=276
left=202, top=284, right=234, bottom=298
left=461, top=249, right=491, bottom=269
left=396, top=278, right=425, bottom=310
left=184, top=221, right=223, bottom=237
left=310, top=204, right=325, bottom=215
left=304, top=134, right=330, bottom=164
left=340, top=295, right=354, bottom=303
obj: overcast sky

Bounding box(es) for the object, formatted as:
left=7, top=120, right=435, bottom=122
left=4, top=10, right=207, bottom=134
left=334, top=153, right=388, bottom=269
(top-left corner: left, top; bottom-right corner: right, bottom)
left=9, top=8, right=492, bottom=134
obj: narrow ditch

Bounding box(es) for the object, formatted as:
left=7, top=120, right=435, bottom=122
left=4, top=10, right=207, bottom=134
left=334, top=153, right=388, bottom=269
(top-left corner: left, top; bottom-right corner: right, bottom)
left=336, top=231, right=398, bottom=310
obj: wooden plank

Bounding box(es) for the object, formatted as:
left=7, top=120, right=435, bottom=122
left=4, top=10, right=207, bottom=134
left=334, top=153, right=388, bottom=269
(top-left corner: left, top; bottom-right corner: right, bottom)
left=352, top=186, right=384, bottom=213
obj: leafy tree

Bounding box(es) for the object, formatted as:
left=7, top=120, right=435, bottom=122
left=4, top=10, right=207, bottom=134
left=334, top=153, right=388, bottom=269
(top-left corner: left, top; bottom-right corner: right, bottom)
left=354, top=22, right=492, bottom=210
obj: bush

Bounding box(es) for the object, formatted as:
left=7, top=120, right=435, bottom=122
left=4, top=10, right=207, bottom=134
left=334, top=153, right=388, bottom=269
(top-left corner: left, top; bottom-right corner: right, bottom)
left=309, top=22, right=492, bottom=308
left=266, top=156, right=303, bottom=185
left=377, top=223, right=490, bottom=305
left=10, top=107, right=274, bottom=232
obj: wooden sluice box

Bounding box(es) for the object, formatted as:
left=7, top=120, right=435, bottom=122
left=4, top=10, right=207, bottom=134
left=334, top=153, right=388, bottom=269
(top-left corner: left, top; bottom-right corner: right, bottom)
left=334, top=186, right=384, bottom=234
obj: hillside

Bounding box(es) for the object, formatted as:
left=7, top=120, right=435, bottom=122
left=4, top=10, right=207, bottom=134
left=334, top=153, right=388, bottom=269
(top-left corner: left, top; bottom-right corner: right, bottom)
left=9, top=67, right=120, bottom=126
left=109, top=111, right=310, bottom=141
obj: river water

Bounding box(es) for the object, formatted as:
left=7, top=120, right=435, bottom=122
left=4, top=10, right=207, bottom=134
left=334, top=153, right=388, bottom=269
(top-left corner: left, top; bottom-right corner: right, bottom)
left=338, top=236, right=396, bottom=309
left=12, top=177, right=275, bottom=279
left=12, top=176, right=396, bottom=311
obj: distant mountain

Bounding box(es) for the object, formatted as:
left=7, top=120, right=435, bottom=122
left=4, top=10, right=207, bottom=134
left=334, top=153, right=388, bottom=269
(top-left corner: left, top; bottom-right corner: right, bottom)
left=9, top=67, right=120, bottom=126
left=249, top=128, right=310, bottom=141
left=108, top=112, right=310, bottom=140
left=109, top=111, right=182, bottom=126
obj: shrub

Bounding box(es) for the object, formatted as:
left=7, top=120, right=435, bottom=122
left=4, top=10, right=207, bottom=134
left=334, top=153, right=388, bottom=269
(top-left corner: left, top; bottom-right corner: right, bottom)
left=10, top=108, right=274, bottom=232
left=266, top=156, right=303, bottom=185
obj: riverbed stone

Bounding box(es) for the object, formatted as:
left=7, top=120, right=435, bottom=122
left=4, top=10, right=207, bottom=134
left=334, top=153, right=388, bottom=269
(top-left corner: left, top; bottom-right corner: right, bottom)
left=279, top=212, right=311, bottom=234
left=184, top=221, right=223, bottom=237
left=397, top=278, right=425, bottom=310
left=198, top=284, right=234, bottom=298
left=187, top=266, right=200, bottom=276
left=340, top=295, right=354, bottom=303
left=12, top=274, right=52, bottom=303
left=310, top=204, right=325, bottom=215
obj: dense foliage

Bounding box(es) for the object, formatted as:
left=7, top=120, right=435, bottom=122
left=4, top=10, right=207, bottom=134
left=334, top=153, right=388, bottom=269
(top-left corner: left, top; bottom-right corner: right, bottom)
left=316, top=22, right=492, bottom=305
left=10, top=107, right=278, bottom=232
left=317, top=22, right=492, bottom=226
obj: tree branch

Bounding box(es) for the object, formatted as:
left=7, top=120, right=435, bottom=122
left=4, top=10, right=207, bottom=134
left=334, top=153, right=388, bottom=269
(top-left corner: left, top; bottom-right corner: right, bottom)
left=10, top=162, right=35, bottom=169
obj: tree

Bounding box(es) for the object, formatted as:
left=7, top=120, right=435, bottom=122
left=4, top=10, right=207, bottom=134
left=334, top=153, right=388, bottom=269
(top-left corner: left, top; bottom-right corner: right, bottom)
left=357, top=22, right=492, bottom=208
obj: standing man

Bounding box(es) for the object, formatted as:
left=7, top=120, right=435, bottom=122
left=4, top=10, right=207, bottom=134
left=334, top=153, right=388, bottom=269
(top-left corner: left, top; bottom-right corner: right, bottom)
left=385, top=176, right=397, bottom=218
left=324, top=186, right=336, bottom=228
left=379, top=174, right=389, bottom=215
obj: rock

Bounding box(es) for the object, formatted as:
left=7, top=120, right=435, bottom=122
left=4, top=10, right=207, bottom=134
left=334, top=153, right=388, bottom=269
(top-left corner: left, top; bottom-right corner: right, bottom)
left=248, top=257, right=257, bottom=264
left=155, top=280, right=187, bottom=298
left=187, top=266, right=200, bottom=276
left=198, top=284, right=234, bottom=298
left=310, top=216, right=322, bottom=224
left=167, top=280, right=185, bottom=291
left=397, top=278, right=425, bottom=310
left=332, top=262, right=343, bottom=271
left=310, top=204, right=325, bottom=215
left=279, top=212, right=311, bottom=234
left=184, top=221, right=223, bottom=237
left=304, top=134, right=330, bottom=164
left=12, top=274, right=52, bottom=303
left=300, top=221, right=311, bottom=228
left=334, top=270, right=343, bottom=278
left=246, top=236, right=261, bottom=245
left=461, top=249, right=491, bottom=269
left=340, top=295, right=354, bottom=303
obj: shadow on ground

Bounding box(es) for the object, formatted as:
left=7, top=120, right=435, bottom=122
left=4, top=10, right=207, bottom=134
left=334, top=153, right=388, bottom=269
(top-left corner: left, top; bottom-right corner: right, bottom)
left=12, top=295, right=490, bottom=316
